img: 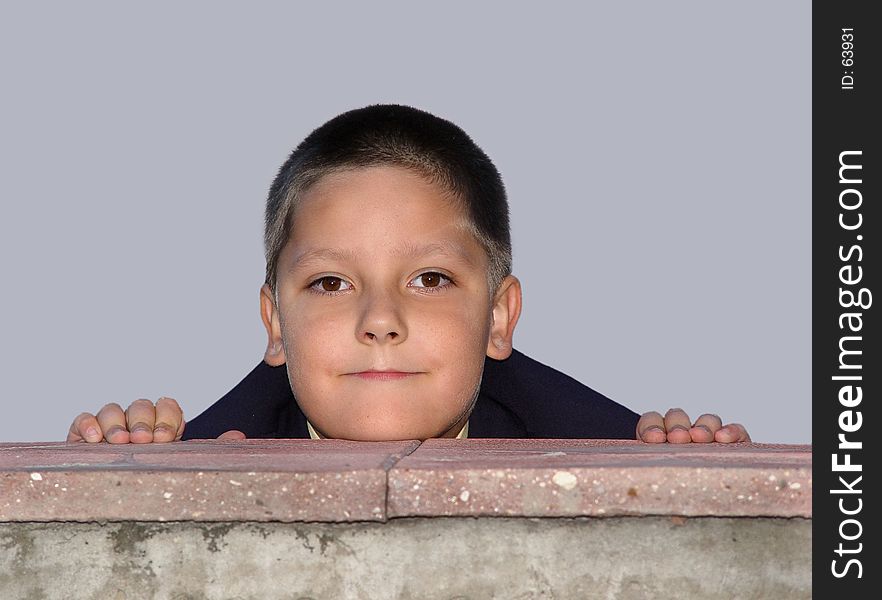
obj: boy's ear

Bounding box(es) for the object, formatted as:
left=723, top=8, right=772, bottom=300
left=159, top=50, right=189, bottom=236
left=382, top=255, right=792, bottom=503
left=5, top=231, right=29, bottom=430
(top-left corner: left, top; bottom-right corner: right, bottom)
left=260, top=284, right=287, bottom=366
left=486, top=275, right=522, bottom=360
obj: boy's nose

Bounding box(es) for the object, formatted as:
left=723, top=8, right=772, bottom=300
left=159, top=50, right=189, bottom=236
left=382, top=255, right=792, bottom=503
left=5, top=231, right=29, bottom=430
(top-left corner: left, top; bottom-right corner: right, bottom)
left=363, top=329, right=400, bottom=343
left=357, top=295, right=408, bottom=345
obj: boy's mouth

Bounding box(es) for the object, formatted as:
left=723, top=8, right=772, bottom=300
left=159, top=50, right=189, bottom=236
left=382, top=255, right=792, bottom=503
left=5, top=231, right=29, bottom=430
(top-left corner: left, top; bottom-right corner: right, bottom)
left=348, top=370, right=421, bottom=381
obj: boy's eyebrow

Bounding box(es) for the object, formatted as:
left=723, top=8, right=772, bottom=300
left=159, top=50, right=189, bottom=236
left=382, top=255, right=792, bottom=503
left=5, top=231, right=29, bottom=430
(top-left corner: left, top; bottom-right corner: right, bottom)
left=397, top=241, right=478, bottom=264
left=290, top=241, right=478, bottom=271
left=290, top=247, right=359, bottom=270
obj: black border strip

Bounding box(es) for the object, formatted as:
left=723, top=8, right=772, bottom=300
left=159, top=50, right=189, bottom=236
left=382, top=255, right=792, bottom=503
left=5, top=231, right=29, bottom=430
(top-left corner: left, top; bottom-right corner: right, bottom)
left=814, top=2, right=879, bottom=595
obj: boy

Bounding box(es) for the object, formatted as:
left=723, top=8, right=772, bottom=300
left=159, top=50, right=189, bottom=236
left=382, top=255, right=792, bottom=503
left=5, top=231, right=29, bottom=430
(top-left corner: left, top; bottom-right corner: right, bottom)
left=67, top=105, right=749, bottom=445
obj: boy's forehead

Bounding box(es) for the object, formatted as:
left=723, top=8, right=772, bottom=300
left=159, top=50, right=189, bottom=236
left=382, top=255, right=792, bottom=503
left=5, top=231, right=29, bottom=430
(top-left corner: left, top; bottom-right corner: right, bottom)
left=289, top=239, right=482, bottom=272
left=285, top=165, right=487, bottom=262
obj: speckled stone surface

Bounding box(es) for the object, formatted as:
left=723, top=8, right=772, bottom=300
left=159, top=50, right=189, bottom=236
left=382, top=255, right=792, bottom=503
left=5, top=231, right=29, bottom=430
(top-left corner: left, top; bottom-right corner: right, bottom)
left=0, top=439, right=811, bottom=522
left=387, top=439, right=812, bottom=518
left=0, top=440, right=419, bottom=522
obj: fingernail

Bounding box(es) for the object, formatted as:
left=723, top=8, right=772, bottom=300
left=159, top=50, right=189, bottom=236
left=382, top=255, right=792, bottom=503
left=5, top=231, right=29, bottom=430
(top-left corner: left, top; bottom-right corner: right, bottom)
left=669, top=425, right=688, bottom=433
left=131, top=425, right=150, bottom=435
left=642, top=426, right=664, bottom=438
left=85, top=427, right=100, bottom=440
left=105, top=426, right=125, bottom=438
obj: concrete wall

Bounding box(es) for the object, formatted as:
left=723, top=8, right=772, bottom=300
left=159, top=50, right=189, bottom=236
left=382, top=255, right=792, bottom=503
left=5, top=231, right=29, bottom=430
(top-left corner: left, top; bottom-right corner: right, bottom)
left=2, top=518, right=810, bottom=599
left=1, top=439, right=812, bottom=599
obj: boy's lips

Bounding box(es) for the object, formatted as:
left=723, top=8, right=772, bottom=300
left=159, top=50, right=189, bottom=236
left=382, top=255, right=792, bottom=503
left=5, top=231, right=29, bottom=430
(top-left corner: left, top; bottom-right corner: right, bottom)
left=347, top=370, right=422, bottom=381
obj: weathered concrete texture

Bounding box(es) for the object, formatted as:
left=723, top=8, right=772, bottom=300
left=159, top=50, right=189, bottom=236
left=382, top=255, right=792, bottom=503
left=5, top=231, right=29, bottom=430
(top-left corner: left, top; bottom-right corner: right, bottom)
left=0, top=517, right=810, bottom=600
left=389, top=440, right=811, bottom=518
left=0, top=440, right=811, bottom=522
left=0, top=440, right=420, bottom=522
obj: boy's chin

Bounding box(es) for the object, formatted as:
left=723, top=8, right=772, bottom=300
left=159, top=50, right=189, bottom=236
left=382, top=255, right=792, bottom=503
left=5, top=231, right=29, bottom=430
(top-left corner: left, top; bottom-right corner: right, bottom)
left=297, top=380, right=480, bottom=440
left=315, top=418, right=460, bottom=442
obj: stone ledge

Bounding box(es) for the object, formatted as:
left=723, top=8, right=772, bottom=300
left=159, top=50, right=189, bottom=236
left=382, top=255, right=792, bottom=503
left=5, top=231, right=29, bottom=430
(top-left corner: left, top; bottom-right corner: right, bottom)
left=0, top=440, right=419, bottom=522
left=0, top=440, right=811, bottom=522
left=388, top=439, right=811, bottom=518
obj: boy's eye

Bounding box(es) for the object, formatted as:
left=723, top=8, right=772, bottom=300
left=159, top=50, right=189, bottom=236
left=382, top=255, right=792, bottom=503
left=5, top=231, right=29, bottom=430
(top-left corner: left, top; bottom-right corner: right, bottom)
left=310, top=276, right=352, bottom=293
left=409, top=272, right=451, bottom=289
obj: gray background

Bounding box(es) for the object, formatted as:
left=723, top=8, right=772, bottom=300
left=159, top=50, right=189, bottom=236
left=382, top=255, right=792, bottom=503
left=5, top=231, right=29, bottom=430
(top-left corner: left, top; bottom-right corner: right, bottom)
left=0, top=1, right=810, bottom=443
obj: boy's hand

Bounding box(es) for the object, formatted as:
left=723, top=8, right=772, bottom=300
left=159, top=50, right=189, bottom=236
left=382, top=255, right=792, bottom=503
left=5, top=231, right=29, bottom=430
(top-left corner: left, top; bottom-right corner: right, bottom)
left=67, top=398, right=186, bottom=443
left=636, top=408, right=750, bottom=444
left=66, top=398, right=247, bottom=443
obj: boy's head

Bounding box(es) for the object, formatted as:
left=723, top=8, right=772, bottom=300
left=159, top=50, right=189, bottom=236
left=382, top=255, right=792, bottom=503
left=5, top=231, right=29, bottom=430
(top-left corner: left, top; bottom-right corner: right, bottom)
left=263, top=104, right=512, bottom=294
left=258, top=105, right=522, bottom=441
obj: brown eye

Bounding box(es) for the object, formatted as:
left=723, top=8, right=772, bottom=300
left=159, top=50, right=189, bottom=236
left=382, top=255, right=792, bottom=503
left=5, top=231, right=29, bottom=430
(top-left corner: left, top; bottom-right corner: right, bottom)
left=420, top=273, right=441, bottom=287
left=410, top=272, right=451, bottom=289
left=321, top=277, right=342, bottom=291
left=309, top=276, right=351, bottom=294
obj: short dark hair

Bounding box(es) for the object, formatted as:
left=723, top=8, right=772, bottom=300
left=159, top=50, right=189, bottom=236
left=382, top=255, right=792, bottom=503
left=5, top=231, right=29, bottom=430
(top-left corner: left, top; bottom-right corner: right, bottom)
left=264, top=104, right=512, bottom=293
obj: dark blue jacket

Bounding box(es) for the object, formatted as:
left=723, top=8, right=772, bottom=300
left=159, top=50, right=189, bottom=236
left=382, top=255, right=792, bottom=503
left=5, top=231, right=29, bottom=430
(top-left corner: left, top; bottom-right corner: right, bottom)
left=183, top=349, right=639, bottom=440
